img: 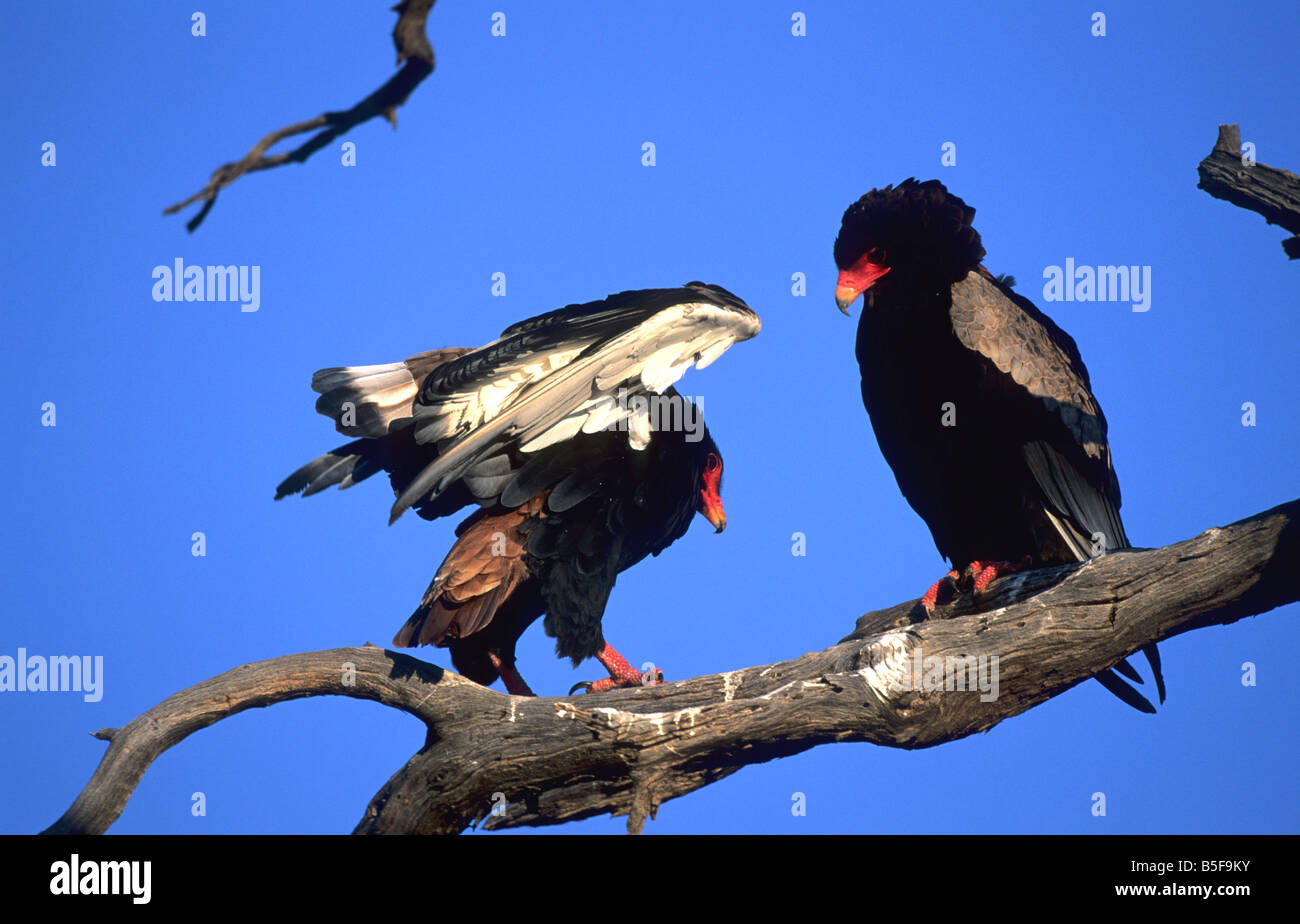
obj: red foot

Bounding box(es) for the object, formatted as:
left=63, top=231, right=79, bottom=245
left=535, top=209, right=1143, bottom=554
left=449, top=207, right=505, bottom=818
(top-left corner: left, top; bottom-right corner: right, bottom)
left=920, top=557, right=1033, bottom=613
left=921, top=570, right=961, bottom=614
left=968, top=556, right=1033, bottom=594
left=572, top=643, right=664, bottom=694
left=488, top=652, right=535, bottom=697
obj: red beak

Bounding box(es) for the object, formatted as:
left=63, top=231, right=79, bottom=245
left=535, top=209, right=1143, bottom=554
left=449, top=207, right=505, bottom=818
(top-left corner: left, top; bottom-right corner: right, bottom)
left=700, top=495, right=726, bottom=533
left=835, top=260, right=891, bottom=314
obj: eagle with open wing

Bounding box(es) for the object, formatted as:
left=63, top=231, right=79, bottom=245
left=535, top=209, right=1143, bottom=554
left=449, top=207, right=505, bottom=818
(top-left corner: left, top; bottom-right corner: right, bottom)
left=276, top=282, right=759, bottom=695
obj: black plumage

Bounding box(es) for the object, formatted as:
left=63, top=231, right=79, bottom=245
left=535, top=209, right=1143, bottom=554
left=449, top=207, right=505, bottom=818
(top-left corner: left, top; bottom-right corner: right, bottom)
left=276, top=283, right=757, bottom=694
left=833, top=178, right=1164, bottom=712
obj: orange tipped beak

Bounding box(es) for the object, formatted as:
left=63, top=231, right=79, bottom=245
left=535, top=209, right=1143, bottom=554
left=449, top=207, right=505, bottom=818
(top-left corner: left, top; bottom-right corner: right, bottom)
left=699, top=456, right=726, bottom=533
left=701, top=498, right=727, bottom=533
left=835, top=259, right=891, bottom=315
left=835, top=283, right=863, bottom=314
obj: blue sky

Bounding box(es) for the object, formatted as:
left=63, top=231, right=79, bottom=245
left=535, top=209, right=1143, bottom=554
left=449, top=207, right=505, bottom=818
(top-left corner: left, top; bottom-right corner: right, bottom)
left=3, top=1, right=1297, bottom=834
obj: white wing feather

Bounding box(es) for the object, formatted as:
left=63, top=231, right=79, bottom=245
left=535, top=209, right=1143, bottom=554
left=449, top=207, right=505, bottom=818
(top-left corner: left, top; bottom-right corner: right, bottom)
left=390, top=299, right=759, bottom=520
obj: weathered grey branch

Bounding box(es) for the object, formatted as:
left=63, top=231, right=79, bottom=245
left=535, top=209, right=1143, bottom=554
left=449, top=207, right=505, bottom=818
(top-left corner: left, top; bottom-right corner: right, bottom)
left=43, top=498, right=1297, bottom=835
left=163, top=0, right=437, bottom=232
left=1197, top=123, right=1300, bottom=258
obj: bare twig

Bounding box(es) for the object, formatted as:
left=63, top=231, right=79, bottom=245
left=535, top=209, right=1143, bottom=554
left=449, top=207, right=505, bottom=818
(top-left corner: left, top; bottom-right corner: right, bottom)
left=163, top=0, right=437, bottom=232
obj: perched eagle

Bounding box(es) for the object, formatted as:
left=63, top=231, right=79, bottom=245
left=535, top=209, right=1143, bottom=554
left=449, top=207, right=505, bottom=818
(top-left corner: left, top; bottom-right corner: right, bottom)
left=833, top=178, right=1164, bottom=713
left=276, top=282, right=760, bottom=695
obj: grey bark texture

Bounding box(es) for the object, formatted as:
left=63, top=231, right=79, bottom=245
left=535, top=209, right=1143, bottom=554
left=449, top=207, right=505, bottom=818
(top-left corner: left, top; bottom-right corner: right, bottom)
left=1197, top=123, right=1300, bottom=258
left=43, top=498, right=1299, bottom=835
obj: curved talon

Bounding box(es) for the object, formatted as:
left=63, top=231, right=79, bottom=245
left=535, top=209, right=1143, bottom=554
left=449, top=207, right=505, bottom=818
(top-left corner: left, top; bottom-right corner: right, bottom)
left=921, top=570, right=961, bottom=614
left=574, top=677, right=620, bottom=694
left=970, top=556, right=1033, bottom=595
left=569, top=669, right=663, bottom=695
left=569, top=644, right=668, bottom=694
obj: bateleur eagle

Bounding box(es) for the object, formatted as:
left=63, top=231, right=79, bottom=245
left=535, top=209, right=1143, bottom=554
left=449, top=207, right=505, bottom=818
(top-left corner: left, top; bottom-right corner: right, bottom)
left=276, top=282, right=760, bottom=695
left=833, top=178, right=1164, bottom=713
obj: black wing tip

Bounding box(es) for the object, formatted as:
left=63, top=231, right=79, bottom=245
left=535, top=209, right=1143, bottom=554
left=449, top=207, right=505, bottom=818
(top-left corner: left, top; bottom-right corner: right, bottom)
left=681, top=280, right=752, bottom=311
left=1143, top=643, right=1167, bottom=704
left=274, top=475, right=337, bottom=501
left=275, top=473, right=352, bottom=501
left=1105, top=647, right=1166, bottom=708
left=1095, top=668, right=1157, bottom=714
left=273, top=476, right=306, bottom=501
left=1112, top=658, right=1144, bottom=685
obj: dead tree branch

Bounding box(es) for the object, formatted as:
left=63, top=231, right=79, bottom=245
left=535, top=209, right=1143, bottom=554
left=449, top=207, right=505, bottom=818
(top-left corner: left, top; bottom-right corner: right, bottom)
left=43, top=498, right=1298, bottom=835
left=1197, top=123, right=1300, bottom=258
left=163, top=0, right=437, bottom=232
